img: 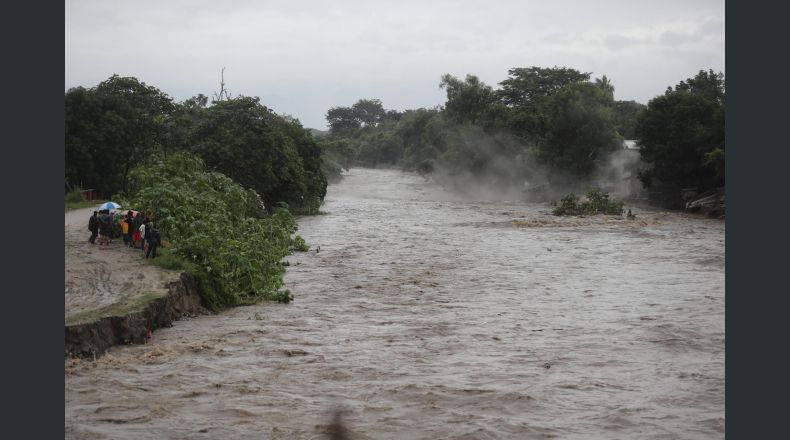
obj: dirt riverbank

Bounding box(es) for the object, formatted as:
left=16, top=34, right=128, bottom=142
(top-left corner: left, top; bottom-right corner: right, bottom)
left=65, top=207, right=206, bottom=356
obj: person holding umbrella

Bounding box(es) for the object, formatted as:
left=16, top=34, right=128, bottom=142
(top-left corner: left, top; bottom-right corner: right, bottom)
left=94, top=202, right=121, bottom=245
left=98, top=209, right=112, bottom=245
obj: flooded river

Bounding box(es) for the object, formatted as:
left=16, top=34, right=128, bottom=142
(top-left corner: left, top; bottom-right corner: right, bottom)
left=65, top=168, right=725, bottom=439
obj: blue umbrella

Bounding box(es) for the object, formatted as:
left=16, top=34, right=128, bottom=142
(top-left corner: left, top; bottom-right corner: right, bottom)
left=98, top=201, right=122, bottom=210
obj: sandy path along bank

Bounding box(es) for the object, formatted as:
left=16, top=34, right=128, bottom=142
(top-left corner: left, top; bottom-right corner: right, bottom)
left=64, top=207, right=181, bottom=325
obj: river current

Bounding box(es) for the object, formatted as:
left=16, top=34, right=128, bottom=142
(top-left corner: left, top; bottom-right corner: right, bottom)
left=65, top=168, right=725, bottom=439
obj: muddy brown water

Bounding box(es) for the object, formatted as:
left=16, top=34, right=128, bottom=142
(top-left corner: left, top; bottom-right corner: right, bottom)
left=65, top=168, right=725, bottom=439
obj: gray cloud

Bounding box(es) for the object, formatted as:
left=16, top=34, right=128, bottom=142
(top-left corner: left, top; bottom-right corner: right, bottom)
left=66, top=0, right=725, bottom=129
left=603, top=34, right=643, bottom=51
left=659, top=31, right=698, bottom=46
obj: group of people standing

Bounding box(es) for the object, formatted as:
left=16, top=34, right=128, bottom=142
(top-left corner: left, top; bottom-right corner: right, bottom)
left=87, top=209, right=114, bottom=246
left=88, top=209, right=161, bottom=259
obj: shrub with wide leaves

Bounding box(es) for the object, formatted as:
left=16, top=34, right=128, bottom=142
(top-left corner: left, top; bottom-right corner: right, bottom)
left=553, top=187, right=624, bottom=216
left=128, top=152, right=303, bottom=309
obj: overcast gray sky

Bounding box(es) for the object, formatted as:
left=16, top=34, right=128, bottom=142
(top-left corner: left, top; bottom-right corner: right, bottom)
left=65, top=0, right=725, bottom=129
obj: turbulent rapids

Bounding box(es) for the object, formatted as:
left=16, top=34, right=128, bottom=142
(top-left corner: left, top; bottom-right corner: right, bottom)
left=65, top=168, right=725, bottom=439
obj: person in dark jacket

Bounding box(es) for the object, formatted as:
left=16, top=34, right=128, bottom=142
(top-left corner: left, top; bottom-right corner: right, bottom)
left=98, top=210, right=113, bottom=245
left=88, top=211, right=99, bottom=244
left=145, top=223, right=161, bottom=259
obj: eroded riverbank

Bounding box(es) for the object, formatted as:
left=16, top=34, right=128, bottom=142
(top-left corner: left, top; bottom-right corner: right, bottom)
left=65, top=168, right=724, bottom=439
left=65, top=207, right=182, bottom=325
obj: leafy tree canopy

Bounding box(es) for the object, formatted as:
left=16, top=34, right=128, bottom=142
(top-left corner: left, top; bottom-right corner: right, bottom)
left=613, top=100, right=646, bottom=139
left=439, top=74, right=497, bottom=125
left=65, top=75, right=175, bottom=195
left=498, top=66, right=591, bottom=110
left=636, top=70, right=725, bottom=207
left=326, top=106, right=361, bottom=135
left=352, top=99, right=386, bottom=127
left=539, top=82, right=620, bottom=179
left=190, top=96, right=326, bottom=213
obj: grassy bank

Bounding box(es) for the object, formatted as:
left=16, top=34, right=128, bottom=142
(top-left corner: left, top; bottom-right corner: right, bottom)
left=64, top=188, right=106, bottom=212
left=65, top=291, right=167, bottom=326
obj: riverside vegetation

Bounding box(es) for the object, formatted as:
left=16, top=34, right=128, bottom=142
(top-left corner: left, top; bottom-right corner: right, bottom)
left=126, top=152, right=304, bottom=309
left=317, top=68, right=724, bottom=208
left=65, top=75, right=324, bottom=309
left=552, top=187, right=625, bottom=216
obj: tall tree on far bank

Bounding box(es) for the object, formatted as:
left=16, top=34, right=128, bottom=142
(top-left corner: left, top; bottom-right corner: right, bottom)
left=326, top=98, right=388, bottom=135
left=326, top=106, right=361, bottom=135
left=351, top=99, right=386, bottom=127
left=497, top=66, right=591, bottom=139
left=498, top=66, right=591, bottom=110
left=439, top=74, right=497, bottom=125
left=613, top=100, right=646, bottom=139
left=636, top=69, right=725, bottom=208
left=539, top=81, right=620, bottom=180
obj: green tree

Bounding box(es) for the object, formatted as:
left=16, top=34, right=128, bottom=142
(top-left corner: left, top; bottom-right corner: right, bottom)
left=190, top=96, right=326, bottom=213
left=498, top=66, right=591, bottom=110
left=161, top=94, right=210, bottom=156
left=636, top=70, right=725, bottom=207
left=65, top=75, right=175, bottom=195
left=594, top=75, right=615, bottom=99
left=326, top=106, right=361, bottom=134
left=497, top=66, right=591, bottom=139
left=539, top=82, right=620, bottom=179
left=396, top=108, right=446, bottom=168
left=355, top=130, right=404, bottom=165
left=351, top=99, right=386, bottom=127
left=439, top=74, right=496, bottom=124
left=613, top=100, right=646, bottom=139
left=674, top=69, right=725, bottom=103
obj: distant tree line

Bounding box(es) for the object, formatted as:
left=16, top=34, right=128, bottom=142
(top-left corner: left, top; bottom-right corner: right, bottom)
left=65, top=75, right=327, bottom=214
left=319, top=66, right=724, bottom=208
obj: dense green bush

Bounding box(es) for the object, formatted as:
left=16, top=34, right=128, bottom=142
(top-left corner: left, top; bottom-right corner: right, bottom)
left=583, top=187, right=624, bottom=215
left=552, top=187, right=624, bottom=216
left=128, top=152, right=305, bottom=310
left=552, top=193, right=582, bottom=216
left=65, top=188, right=84, bottom=203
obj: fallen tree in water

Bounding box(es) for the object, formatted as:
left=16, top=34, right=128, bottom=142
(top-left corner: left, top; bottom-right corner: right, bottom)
left=552, top=187, right=624, bottom=216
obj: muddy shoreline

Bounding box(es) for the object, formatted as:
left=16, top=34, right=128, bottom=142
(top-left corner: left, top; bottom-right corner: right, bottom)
left=65, top=206, right=208, bottom=358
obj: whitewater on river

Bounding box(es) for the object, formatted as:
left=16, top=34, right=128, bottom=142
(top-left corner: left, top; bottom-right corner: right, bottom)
left=65, top=168, right=725, bottom=439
